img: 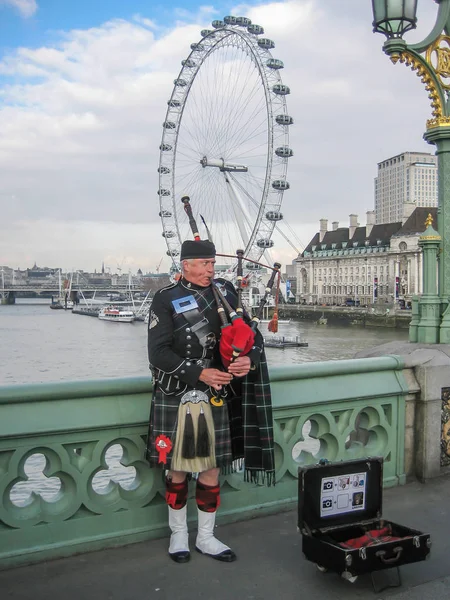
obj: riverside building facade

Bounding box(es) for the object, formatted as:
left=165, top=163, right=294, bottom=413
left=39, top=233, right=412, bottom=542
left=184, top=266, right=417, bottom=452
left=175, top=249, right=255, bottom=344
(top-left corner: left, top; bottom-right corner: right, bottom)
left=374, top=151, right=437, bottom=224
left=295, top=208, right=436, bottom=307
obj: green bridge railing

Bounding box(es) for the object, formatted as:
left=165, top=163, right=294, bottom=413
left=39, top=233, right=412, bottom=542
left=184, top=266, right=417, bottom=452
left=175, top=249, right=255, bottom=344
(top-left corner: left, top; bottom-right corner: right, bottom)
left=0, top=356, right=409, bottom=569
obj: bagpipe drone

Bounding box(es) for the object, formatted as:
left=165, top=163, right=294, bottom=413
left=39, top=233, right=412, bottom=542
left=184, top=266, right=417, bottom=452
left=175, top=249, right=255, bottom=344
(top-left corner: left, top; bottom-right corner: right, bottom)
left=181, top=195, right=282, bottom=369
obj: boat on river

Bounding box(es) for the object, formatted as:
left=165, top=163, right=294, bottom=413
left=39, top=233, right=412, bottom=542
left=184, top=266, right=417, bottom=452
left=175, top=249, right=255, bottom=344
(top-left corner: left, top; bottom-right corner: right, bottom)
left=264, top=335, right=308, bottom=348
left=49, top=271, right=74, bottom=310
left=98, top=306, right=135, bottom=323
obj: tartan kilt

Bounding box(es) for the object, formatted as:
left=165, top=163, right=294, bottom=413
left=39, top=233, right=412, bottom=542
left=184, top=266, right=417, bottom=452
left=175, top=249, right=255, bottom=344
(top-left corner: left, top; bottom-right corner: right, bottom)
left=146, top=387, right=234, bottom=471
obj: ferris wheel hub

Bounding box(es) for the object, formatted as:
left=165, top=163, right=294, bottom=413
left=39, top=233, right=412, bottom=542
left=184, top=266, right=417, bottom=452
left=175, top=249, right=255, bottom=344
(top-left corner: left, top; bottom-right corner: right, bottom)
left=200, top=156, right=248, bottom=172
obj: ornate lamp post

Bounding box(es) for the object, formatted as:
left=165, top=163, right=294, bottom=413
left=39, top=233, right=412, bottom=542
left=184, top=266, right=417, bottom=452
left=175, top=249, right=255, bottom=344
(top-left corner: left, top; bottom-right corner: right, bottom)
left=372, top=0, right=450, bottom=343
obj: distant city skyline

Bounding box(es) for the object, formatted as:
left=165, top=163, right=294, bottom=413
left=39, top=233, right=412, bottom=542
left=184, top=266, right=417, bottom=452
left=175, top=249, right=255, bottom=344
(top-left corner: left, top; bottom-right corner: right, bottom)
left=0, top=0, right=442, bottom=272
left=0, top=262, right=159, bottom=275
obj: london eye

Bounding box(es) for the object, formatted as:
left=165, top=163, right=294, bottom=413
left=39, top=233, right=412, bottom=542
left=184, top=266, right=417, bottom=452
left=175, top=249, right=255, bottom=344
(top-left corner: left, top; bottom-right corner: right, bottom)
left=158, top=15, right=293, bottom=270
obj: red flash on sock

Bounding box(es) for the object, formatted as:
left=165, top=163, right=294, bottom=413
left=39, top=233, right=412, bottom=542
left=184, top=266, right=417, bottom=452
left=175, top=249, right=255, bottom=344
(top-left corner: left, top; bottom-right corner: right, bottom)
left=196, top=481, right=220, bottom=513
left=165, top=478, right=188, bottom=510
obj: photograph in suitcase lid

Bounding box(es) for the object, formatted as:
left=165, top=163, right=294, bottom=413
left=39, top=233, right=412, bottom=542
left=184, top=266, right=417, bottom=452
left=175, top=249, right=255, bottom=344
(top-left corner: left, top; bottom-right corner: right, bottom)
left=298, top=457, right=383, bottom=532
left=320, top=471, right=367, bottom=517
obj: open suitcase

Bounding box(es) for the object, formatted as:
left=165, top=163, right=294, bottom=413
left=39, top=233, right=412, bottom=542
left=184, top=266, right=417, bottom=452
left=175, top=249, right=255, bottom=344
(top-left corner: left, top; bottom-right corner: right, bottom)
left=298, top=458, right=431, bottom=592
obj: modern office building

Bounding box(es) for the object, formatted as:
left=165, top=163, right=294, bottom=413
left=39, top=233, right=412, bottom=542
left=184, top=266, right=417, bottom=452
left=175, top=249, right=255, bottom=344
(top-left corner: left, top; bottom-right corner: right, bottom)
left=374, top=151, right=437, bottom=224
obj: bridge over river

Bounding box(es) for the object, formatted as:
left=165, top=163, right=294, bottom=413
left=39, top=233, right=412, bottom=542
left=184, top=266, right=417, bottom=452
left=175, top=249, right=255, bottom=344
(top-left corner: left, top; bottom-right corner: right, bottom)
left=0, top=283, right=145, bottom=304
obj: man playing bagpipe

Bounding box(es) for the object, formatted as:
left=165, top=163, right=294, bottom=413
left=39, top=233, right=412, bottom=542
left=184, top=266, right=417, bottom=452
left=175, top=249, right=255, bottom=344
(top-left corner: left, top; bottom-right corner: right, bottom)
left=146, top=236, right=275, bottom=564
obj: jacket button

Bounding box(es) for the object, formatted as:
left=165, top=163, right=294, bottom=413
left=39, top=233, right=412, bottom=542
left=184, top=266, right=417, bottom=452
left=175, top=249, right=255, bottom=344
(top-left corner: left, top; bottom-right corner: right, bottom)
left=174, top=375, right=179, bottom=379
left=186, top=328, right=191, bottom=333
left=186, top=362, right=191, bottom=366
left=186, top=344, right=192, bottom=348
left=180, top=370, right=186, bottom=374
left=186, top=335, right=192, bottom=340
left=186, top=351, right=191, bottom=356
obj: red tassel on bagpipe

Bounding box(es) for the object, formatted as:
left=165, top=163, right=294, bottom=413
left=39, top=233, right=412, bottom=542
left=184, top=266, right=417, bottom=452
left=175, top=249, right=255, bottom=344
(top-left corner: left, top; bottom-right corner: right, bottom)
left=267, top=270, right=281, bottom=333
left=268, top=313, right=278, bottom=333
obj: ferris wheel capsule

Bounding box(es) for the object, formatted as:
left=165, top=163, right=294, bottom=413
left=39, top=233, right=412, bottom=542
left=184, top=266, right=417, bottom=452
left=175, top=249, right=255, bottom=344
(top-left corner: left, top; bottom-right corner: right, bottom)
left=275, top=146, right=293, bottom=158
left=266, top=211, right=283, bottom=221
left=212, top=20, right=225, bottom=28
left=159, top=210, right=172, bottom=217
left=257, top=239, right=275, bottom=248
left=258, top=38, right=275, bottom=49
left=267, top=58, right=284, bottom=69
left=158, top=166, right=171, bottom=174
left=248, top=24, right=264, bottom=35
left=273, top=84, right=290, bottom=95
left=276, top=114, right=294, bottom=125
left=162, top=231, right=176, bottom=238
left=224, top=16, right=238, bottom=25
left=174, top=78, right=187, bottom=87
left=181, top=59, right=196, bottom=68
left=190, top=43, right=205, bottom=51
left=163, top=121, right=176, bottom=129
left=160, top=143, right=173, bottom=151
left=166, top=249, right=179, bottom=257
left=168, top=99, right=181, bottom=107
left=272, top=180, right=290, bottom=191
left=236, top=17, right=252, bottom=26
left=158, top=188, right=171, bottom=196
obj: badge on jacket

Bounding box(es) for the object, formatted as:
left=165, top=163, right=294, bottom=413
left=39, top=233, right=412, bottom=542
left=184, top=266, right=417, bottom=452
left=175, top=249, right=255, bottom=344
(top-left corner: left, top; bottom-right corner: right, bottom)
left=149, top=310, right=159, bottom=329
left=172, top=295, right=199, bottom=314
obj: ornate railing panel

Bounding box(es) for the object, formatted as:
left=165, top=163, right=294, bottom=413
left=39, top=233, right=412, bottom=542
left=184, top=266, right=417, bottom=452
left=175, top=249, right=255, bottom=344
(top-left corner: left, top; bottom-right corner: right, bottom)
left=0, top=357, right=409, bottom=568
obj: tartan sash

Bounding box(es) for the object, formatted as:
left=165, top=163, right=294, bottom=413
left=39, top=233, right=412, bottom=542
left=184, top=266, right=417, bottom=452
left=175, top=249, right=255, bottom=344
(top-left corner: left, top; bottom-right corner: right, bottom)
left=228, top=353, right=275, bottom=486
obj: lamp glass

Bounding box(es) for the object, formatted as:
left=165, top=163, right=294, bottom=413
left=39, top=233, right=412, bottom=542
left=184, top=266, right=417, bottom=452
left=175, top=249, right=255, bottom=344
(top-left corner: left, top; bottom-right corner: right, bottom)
left=372, top=0, right=418, bottom=38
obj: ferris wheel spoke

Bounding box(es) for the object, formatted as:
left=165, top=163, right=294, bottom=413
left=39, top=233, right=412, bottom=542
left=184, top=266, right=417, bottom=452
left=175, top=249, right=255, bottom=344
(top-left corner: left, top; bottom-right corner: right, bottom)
left=216, top=80, right=263, bottom=155
left=193, top=51, right=227, bottom=157
left=225, top=113, right=268, bottom=157
left=221, top=81, right=266, bottom=150
left=206, top=48, right=254, bottom=154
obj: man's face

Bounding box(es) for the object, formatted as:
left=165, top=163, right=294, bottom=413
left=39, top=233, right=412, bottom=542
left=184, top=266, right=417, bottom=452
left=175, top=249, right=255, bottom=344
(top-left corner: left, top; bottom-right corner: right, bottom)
left=182, top=258, right=216, bottom=287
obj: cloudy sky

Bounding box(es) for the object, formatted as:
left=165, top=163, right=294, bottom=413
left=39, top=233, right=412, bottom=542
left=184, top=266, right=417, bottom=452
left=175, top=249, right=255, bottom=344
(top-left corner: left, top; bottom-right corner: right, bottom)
left=0, top=0, right=440, bottom=273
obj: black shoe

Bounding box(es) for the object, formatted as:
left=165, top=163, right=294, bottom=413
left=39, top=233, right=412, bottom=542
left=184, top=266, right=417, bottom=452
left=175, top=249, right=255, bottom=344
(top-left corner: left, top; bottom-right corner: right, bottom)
left=169, top=550, right=190, bottom=563
left=195, top=546, right=237, bottom=562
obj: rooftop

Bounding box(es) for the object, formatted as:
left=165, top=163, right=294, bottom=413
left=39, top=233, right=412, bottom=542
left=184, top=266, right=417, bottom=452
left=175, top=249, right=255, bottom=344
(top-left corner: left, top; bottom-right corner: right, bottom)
left=302, top=207, right=438, bottom=257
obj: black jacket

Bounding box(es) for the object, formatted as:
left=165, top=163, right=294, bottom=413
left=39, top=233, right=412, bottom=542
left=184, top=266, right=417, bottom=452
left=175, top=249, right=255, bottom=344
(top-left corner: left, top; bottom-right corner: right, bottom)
left=147, top=277, right=263, bottom=394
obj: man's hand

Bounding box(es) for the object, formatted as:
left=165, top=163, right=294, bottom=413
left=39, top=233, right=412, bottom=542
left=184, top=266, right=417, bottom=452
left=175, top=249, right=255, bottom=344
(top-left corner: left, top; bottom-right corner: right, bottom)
left=199, top=368, right=233, bottom=391
left=227, top=356, right=251, bottom=378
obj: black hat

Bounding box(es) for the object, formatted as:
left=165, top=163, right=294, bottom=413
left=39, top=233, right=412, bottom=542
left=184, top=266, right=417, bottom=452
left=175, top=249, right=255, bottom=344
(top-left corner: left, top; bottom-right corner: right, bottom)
left=180, top=239, right=216, bottom=261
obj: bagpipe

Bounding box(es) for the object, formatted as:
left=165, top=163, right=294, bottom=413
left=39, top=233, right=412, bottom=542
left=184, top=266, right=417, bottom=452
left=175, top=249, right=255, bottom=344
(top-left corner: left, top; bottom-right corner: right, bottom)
left=181, top=195, right=282, bottom=368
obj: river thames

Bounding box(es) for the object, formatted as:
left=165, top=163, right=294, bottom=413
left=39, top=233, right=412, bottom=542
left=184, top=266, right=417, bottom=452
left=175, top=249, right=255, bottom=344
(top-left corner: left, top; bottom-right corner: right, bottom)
left=0, top=299, right=409, bottom=385
left=0, top=299, right=409, bottom=505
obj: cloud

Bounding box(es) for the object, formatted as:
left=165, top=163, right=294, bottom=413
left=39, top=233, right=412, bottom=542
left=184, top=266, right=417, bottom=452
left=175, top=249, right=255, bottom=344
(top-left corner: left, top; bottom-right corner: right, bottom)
left=0, top=1, right=442, bottom=272
left=0, top=0, right=37, bottom=18
left=0, top=218, right=163, bottom=272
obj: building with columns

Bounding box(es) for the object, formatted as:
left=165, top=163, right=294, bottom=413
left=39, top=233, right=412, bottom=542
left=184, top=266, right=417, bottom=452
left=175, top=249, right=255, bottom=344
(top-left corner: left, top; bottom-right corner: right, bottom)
left=295, top=208, right=436, bottom=307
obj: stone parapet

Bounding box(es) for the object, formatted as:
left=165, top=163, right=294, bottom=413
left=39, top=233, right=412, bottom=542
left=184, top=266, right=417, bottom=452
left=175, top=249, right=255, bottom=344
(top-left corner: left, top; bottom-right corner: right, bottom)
left=0, top=358, right=410, bottom=569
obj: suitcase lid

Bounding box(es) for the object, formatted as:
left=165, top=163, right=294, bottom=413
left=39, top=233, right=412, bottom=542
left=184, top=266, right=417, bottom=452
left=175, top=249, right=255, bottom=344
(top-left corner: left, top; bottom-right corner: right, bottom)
left=298, top=457, right=383, bottom=532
